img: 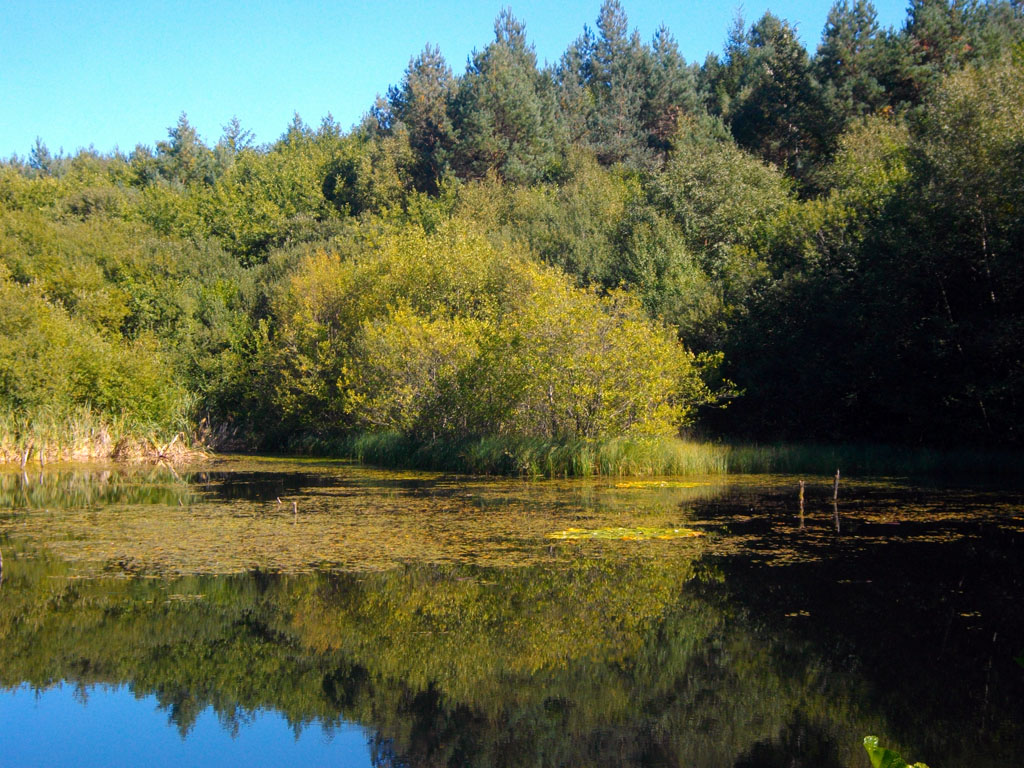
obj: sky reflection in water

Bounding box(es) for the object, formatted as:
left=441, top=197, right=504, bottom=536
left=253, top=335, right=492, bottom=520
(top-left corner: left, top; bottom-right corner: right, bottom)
left=0, top=683, right=371, bottom=768
left=0, top=459, right=1022, bottom=767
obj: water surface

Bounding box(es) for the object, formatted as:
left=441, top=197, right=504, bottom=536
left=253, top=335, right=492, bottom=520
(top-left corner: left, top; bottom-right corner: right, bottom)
left=1, top=459, right=1021, bottom=767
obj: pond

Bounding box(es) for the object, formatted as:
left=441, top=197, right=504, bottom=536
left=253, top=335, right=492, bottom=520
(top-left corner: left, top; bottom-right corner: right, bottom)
left=0, top=458, right=1021, bottom=767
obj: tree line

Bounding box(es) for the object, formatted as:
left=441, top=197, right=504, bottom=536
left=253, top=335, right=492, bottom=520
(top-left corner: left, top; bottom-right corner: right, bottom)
left=2, top=0, right=1022, bottom=455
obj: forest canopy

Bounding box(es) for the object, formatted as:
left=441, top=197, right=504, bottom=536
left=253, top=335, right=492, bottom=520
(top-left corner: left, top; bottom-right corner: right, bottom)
left=2, top=0, right=1023, bottom=460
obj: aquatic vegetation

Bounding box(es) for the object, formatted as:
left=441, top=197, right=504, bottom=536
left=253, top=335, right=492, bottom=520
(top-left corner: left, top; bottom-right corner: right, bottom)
left=1, top=459, right=1022, bottom=765
left=863, top=736, right=929, bottom=768
left=0, top=460, right=726, bottom=575
left=547, top=526, right=704, bottom=540
left=613, top=480, right=710, bottom=489
left=318, top=432, right=733, bottom=477
left=0, top=403, right=209, bottom=466
left=307, top=432, right=1024, bottom=480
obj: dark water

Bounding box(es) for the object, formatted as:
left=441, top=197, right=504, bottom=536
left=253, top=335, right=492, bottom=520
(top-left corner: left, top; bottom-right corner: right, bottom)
left=0, top=459, right=1021, bottom=767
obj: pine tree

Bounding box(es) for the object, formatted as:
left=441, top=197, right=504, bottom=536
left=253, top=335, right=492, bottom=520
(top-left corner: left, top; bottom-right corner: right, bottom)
left=641, top=26, right=699, bottom=156
left=815, top=0, right=887, bottom=139
left=587, top=0, right=648, bottom=165
left=386, top=45, right=456, bottom=193
left=450, top=10, right=561, bottom=183
left=884, top=0, right=975, bottom=105
left=156, top=112, right=216, bottom=186
left=726, top=14, right=826, bottom=178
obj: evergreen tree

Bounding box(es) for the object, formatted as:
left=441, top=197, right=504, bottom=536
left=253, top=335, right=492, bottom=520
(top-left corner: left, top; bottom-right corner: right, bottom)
left=815, top=0, right=888, bottom=146
left=699, top=12, right=750, bottom=120
left=557, top=1, right=701, bottom=168
left=213, top=117, right=255, bottom=175
left=587, top=0, right=648, bottom=165
left=385, top=45, right=456, bottom=193
left=450, top=10, right=561, bottom=184
left=28, top=138, right=59, bottom=176
left=220, top=117, right=255, bottom=154
left=156, top=112, right=216, bottom=186
left=883, top=0, right=975, bottom=106
left=726, top=14, right=827, bottom=180
left=640, top=26, right=699, bottom=156
left=554, top=27, right=596, bottom=146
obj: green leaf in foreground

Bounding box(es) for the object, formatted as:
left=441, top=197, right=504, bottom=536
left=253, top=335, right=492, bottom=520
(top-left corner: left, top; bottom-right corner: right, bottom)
left=863, top=736, right=930, bottom=768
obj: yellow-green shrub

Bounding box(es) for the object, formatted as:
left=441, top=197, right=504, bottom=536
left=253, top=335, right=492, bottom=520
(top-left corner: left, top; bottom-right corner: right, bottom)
left=270, top=219, right=717, bottom=441
left=0, top=266, right=189, bottom=432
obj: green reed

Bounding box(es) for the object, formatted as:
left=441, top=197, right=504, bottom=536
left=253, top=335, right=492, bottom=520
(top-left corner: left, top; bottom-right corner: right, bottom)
left=292, top=431, right=1023, bottom=479
left=0, top=404, right=201, bottom=465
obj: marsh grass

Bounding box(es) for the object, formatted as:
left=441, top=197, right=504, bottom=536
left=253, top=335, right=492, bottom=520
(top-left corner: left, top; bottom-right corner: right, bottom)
left=0, top=406, right=206, bottom=465
left=293, top=432, right=1024, bottom=480
left=292, top=433, right=729, bottom=477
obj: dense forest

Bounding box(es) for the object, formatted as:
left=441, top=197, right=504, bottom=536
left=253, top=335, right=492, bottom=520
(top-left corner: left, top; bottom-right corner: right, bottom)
left=2, top=0, right=1022, bottom=464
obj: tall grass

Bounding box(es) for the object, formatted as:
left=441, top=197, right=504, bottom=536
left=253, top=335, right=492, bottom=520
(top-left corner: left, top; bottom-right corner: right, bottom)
left=295, top=432, right=726, bottom=477
left=0, top=405, right=205, bottom=465
left=8, top=410, right=1019, bottom=479
left=292, top=431, right=1024, bottom=480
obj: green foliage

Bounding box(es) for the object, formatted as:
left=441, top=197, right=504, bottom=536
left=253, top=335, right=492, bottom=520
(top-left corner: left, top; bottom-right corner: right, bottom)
left=556, top=1, right=699, bottom=168
left=646, top=118, right=790, bottom=347
left=731, top=14, right=827, bottom=177
left=0, top=152, right=259, bottom=453
left=472, top=150, right=632, bottom=284
left=266, top=219, right=715, bottom=445
left=449, top=10, right=564, bottom=184
left=322, top=129, right=416, bottom=216
left=0, top=266, right=188, bottom=434
left=4, top=1, right=1024, bottom=459
left=201, top=123, right=346, bottom=262
left=863, top=736, right=930, bottom=768
left=381, top=44, right=457, bottom=193
left=814, top=0, right=890, bottom=163
left=155, top=113, right=218, bottom=187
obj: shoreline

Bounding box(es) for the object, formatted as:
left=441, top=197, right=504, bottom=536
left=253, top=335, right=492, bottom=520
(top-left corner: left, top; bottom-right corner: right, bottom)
left=0, top=432, right=209, bottom=467
left=3, top=429, right=1022, bottom=481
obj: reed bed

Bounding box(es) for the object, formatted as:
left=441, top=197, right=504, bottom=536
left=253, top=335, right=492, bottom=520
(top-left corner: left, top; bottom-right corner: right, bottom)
left=0, top=406, right=207, bottom=466
left=292, top=431, right=1024, bottom=480
left=6, top=410, right=1020, bottom=479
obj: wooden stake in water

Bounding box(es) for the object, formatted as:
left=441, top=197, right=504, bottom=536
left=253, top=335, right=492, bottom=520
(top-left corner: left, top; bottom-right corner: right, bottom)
left=832, top=469, right=841, bottom=532
left=293, top=500, right=298, bottom=524
left=798, top=480, right=806, bottom=529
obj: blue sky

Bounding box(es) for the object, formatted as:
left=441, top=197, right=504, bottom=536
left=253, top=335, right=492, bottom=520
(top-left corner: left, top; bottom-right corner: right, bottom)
left=1, top=1, right=910, bottom=158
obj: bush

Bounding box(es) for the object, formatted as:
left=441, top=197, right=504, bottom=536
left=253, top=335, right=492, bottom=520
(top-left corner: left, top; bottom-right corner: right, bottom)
left=268, top=219, right=718, bottom=443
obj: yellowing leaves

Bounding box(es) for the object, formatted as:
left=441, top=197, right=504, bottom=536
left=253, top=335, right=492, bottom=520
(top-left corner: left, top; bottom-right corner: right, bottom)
left=270, top=218, right=718, bottom=441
